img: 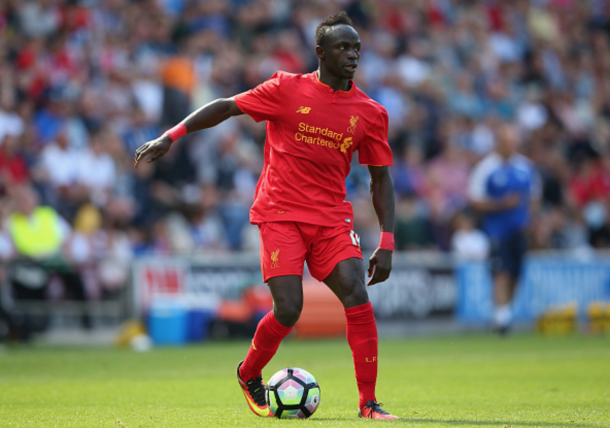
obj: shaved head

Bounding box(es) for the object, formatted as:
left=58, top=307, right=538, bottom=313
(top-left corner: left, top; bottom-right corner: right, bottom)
left=315, top=11, right=354, bottom=48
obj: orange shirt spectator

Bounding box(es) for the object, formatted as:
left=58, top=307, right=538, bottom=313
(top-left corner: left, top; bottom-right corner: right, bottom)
left=161, top=56, right=196, bottom=96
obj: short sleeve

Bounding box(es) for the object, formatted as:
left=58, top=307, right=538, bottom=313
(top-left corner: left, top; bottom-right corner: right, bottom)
left=468, top=164, right=488, bottom=202
left=468, top=158, right=497, bottom=201
left=358, top=108, right=393, bottom=166
left=234, top=71, right=284, bottom=123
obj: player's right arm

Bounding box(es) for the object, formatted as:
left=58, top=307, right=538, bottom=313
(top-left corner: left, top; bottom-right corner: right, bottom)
left=134, top=98, right=243, bottom=168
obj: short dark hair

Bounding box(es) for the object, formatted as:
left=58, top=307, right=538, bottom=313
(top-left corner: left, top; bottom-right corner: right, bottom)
left=315, top=11, right=354, bottom=47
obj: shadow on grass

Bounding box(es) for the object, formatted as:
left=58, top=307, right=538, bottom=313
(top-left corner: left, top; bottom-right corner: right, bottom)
left=405, top=418, right=594, bottom=427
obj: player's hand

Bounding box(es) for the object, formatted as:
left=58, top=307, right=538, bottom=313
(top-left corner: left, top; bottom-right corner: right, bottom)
left=367, top=248, right=392, bottom=286
left=134, top=135, right=172, bottom=169
left=502, top=193, right=521, bottom=209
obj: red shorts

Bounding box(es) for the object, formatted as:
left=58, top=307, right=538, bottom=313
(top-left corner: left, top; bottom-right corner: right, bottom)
left=259, top=221, right=363, bottom=282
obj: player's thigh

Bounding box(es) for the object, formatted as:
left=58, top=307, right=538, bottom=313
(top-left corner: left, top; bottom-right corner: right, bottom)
left=259, top=222, right=307, bottom=283
left=490, top=237, right=509, bottom=277
left=322, top=257, right=368, bottom=309
left=306, top=224, right=363, bottom=283
left=507, top=231, right=527, bottom=281
left=491, top=232, right=525, bottom=281
left=268, top=275, right=304, bottom=327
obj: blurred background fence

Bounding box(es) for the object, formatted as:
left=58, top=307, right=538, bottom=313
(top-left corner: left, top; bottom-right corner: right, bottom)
left=4, top=248, right=609, bottom=343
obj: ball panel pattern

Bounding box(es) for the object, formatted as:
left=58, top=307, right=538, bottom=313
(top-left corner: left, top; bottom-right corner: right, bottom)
left=268, top=369, right=289, bottom=387
left=266, top=367, right=320, bottom=419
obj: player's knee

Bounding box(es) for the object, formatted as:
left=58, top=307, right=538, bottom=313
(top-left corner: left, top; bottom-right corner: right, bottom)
left=274, top=301, right=302, bottom=327
left=342, top=279, right=369, bottom=308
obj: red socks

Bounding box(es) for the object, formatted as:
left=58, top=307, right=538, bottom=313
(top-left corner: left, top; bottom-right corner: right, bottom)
left=345, top=301, right=378, bottom=409
left=240, top=303, right=378, bottom=410
left=239, top=311, right=293, bottom=381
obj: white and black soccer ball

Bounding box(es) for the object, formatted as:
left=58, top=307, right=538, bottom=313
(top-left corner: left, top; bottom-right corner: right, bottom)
left=266, top=367, right=321, bottom=419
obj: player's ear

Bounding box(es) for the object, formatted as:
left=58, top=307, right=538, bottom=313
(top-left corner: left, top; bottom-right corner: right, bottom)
left=315, top=45, right=325, bottom=61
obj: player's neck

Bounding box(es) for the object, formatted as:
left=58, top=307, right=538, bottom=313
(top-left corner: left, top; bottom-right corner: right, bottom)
left=317, top=68, right=351, bottom=92
left=498, top=151, right=515, bottom=162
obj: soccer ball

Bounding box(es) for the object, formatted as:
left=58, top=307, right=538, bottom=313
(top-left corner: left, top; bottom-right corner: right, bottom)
left=266, top=367, right=321, bottom=419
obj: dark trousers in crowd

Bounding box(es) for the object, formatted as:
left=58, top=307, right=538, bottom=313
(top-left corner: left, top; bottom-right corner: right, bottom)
left=8, top=259, right=91, bottom=338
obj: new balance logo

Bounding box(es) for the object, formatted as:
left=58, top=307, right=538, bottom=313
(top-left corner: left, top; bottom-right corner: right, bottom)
left=296, top=106, right=311, bottom=114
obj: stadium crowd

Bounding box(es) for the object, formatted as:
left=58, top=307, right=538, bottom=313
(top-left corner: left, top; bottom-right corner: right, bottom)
left=1, top=0, right=610, bottom=300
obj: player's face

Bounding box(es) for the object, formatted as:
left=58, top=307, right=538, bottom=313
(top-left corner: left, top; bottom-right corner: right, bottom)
left=320, top=25, right=361, bottom=80
left=497, top=125, right=519, bottom=158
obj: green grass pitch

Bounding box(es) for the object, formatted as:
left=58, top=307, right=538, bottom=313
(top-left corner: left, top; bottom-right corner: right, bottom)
left=0, top=334, right=608, bottom=427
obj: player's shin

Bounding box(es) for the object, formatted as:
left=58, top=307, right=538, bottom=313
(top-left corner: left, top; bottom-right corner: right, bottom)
left=239, top=311, right=293, bottom=381
left=345, top=301, right=378, bottom=409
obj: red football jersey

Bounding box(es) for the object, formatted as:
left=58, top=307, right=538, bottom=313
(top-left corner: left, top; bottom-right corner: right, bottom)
left=235, top=71, right=392, bottom=226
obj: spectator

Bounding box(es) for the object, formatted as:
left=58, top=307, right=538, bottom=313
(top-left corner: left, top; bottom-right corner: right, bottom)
left=451, top=211, right=490, bottom=261
left=34, top=126, right=84, bottom=220
left=468, top=124, right=540, bottom=335
left=77, top=130, right=116, bottom=207
left=3, top=185, right=90, bottom=330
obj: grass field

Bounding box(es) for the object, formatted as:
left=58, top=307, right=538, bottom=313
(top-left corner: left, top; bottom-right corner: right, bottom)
left=0, top=334, right=608, bottom=428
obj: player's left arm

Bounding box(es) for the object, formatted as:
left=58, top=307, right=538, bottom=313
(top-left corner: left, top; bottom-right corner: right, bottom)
left=367, top=165, right=395, bottom=286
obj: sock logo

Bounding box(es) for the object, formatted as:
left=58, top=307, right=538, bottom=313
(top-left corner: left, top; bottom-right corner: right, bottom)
left=365, top=356, right=377, bottom=363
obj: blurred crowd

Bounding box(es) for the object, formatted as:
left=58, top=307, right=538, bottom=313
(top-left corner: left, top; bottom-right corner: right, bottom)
left=1, top=0, right=610, bottom=293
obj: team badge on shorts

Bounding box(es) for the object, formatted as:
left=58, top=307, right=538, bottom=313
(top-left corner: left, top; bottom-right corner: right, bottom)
left=271, top=249, right=280, bottom=268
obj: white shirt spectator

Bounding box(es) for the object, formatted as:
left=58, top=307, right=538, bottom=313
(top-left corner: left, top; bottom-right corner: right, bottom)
left=489, top=32, right=522, bottom=63
left=452, top=229, right=490, bottom=261
left=77, top=150, right=116, bottom=192
left=516, top=101, right=548, bottom=131
left=40, top=141, right=83, bottom=188
left=77, top=147, right=116, bottom=206
left=397, top=55, right=430, bottom=87
left=0, top=109, right=24, bottom=146
left=18, top=1, right=61, bottom=38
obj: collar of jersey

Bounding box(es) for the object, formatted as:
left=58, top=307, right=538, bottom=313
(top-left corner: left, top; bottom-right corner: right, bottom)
left=312, top=71, right=355, bottom=96
left=490, top=152, right=523, bottom=165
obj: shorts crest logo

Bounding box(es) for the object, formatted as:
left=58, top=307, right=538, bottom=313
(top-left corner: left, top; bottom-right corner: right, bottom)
left=271, top=249, right=280, bottom=268
left=347, top=115, right=359, bottom=134
left=296, top=106, right=311, bottom=114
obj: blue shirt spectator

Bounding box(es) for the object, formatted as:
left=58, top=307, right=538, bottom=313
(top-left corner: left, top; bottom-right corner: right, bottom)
left=468, top=129, right=540, bottom=240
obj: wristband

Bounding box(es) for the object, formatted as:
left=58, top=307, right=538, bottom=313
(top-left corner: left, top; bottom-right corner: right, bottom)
left=379, top=232, right=394, bottom=251
left=165, top=124, right=187, bottom=142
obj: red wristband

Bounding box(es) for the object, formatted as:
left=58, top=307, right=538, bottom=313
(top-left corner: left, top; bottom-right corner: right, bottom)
left=379, top=232, right=394, bottom=251
left=165, top=124, right=187, bottom=142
